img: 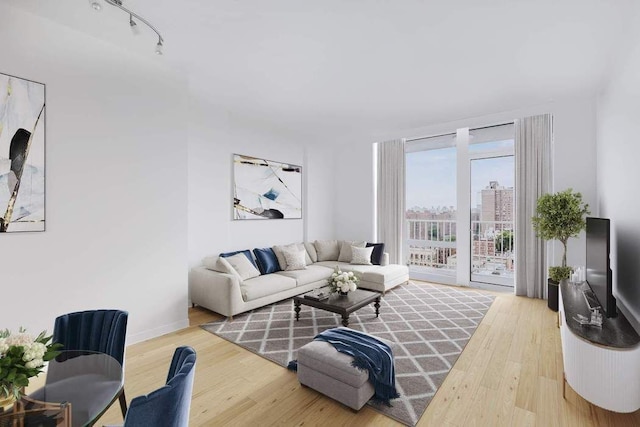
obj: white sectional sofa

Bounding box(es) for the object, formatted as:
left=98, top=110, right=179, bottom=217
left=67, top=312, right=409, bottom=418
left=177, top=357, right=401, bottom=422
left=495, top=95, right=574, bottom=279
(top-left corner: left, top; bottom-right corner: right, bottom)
left=189, top=240, right=409, bottom=319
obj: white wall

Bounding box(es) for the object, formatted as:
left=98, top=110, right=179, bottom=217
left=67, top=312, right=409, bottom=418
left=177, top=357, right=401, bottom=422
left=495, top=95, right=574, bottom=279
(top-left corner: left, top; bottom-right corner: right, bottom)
left=333, top=96, right=599, bottom=272
left=304, top=143, right=336, bottom=242
left=597, top=4, right=640, bottom=325
left=0, top=4, right=189, bottom=343
left=332, top=141, right=376, bottom=242
left=187, top=96, right=335, bottom=269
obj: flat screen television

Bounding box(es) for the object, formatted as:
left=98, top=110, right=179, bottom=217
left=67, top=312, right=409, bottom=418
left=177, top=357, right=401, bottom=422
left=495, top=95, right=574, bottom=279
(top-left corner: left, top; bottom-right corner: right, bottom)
left=586, top=217, right=616, bottom=317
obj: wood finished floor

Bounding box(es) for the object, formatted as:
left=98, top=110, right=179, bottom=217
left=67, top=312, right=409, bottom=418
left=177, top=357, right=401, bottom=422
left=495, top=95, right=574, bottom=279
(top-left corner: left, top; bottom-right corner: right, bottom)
left=96, top=282, right=640, bottom=426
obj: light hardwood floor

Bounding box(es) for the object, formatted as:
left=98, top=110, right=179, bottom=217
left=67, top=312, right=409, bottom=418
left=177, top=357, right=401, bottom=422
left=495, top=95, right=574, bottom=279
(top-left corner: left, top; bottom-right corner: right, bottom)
left=96, top=282, right=640, bottom=426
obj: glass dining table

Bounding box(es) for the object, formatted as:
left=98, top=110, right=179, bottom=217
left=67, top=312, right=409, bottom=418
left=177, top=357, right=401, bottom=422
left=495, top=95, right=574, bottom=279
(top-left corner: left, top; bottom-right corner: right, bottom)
left=0, top=350, right=124, bottom=427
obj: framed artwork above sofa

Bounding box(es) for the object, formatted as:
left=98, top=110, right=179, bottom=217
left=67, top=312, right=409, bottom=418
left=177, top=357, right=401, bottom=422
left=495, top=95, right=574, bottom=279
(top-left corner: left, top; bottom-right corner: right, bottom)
left=232, top=154, right=302, bottom=220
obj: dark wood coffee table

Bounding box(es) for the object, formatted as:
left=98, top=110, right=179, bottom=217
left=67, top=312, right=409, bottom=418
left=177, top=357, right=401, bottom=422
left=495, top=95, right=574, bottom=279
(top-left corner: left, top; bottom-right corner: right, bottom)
left=293, top=288, right=381, bottom=327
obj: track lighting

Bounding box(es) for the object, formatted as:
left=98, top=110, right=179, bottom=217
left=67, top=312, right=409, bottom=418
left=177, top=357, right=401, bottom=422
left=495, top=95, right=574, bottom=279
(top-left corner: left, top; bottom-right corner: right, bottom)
left=129, top=14, right=140, bottom=35
left=90, top=0, right=165, bottom=55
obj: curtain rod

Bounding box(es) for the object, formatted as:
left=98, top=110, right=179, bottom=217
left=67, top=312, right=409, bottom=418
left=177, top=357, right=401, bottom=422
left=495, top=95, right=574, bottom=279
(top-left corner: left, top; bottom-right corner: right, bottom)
left=405, top=121, right=514, bottom=143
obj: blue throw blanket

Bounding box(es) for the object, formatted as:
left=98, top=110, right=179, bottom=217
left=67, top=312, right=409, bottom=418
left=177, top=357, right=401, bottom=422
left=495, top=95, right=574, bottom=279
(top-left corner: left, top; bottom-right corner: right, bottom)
left=288, top=328, right=400, bottom=406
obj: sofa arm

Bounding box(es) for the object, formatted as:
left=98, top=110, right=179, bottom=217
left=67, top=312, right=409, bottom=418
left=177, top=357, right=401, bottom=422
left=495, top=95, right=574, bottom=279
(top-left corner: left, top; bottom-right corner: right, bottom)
left=189, top=266, right=244, bottom=318
left=381, top=252, right=389, bottom=266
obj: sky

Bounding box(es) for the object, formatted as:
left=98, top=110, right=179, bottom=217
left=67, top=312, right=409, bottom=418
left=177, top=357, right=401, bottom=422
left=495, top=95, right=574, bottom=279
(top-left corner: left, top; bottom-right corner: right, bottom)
left=406, top=140, right=514, bottom=210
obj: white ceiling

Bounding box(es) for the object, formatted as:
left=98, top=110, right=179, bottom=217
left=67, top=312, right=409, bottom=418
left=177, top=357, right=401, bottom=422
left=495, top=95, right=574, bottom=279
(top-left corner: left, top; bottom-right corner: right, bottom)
left=6, top=0, right=635, bottom=139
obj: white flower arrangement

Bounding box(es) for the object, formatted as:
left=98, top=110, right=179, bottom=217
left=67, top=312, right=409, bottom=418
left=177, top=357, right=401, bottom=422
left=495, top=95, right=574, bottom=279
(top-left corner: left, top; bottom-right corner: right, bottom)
left=0, top=328, right=62, bottom=399
left=328, top=266, right=359, bottom=294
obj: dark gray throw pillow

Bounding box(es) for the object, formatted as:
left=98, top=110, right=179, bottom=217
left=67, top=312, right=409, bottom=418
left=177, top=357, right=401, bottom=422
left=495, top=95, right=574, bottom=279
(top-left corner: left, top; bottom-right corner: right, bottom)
left=366, top=243, right=385, bottom=265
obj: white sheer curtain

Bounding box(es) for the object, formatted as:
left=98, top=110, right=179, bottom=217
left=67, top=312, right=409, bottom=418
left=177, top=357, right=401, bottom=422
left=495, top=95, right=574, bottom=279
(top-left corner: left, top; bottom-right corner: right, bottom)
left=376, top=139, right=406, bottom=265
left=515, top=114, right=552, bottom=298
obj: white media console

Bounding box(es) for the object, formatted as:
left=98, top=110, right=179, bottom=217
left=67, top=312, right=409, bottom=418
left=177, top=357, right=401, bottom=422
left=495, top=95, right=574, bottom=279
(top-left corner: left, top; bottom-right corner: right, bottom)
left=559, top=280, right=640, bottom=412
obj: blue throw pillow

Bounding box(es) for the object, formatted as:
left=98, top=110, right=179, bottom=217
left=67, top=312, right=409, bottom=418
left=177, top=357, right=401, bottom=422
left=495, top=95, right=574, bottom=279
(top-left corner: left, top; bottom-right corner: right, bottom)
left=366, top=243, right=385, bottom=265
left=220, top=249, right=258, bottom=270
left=253, top=247, right=281, bottom=274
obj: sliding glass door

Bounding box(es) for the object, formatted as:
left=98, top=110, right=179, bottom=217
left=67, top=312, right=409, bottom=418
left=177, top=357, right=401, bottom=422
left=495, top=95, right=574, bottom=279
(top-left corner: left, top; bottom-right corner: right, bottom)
left=405, top=124, right=515, bottom=288
left=405, top=134, right=457, bottom=284
left=469, top=135, right=514, bottom=286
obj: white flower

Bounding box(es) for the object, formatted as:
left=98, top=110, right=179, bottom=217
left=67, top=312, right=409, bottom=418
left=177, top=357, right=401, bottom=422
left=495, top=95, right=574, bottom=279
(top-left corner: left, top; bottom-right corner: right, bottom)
left=6, top=332, right=34, bottom=347
left=348, top=272, right=354, bottom=277
left=349, top=282, right=357, bottom=292
left=332, top=273, right=337, bottom=278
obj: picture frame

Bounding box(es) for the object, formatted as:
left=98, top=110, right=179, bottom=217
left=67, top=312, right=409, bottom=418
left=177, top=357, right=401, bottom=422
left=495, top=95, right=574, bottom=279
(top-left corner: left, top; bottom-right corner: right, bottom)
left=232, top=154, right=302, bottom=220
left=0, top=72, right=46, bottom=233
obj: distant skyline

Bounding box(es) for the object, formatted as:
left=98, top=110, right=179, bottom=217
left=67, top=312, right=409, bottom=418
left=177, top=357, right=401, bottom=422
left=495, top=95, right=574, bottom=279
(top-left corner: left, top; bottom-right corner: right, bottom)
left=406, top=140, right=514, bottom=210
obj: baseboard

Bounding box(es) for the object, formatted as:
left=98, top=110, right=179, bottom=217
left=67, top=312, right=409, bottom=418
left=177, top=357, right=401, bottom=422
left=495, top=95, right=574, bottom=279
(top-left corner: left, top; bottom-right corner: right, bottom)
left=126, top=318, right=190, bottom=346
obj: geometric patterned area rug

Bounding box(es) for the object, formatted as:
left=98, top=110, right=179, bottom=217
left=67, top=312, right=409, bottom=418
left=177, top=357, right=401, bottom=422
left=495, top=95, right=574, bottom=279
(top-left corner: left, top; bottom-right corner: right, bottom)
left=201, top=281, right=495, bottom=426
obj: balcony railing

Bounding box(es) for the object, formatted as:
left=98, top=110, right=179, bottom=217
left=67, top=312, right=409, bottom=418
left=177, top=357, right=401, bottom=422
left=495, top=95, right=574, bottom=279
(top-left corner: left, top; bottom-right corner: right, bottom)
left=406, top=218, right=515, bottom=286
left=470, top=220, right=514, bottom=285
left=406, top=219, right=457, bottom=272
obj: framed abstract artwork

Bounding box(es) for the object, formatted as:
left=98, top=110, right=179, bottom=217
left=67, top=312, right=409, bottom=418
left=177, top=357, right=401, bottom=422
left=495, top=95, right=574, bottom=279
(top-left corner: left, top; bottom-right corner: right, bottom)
left=0, top=73, right=46, bottom=232
left=233, top=154, right=302, bottom=220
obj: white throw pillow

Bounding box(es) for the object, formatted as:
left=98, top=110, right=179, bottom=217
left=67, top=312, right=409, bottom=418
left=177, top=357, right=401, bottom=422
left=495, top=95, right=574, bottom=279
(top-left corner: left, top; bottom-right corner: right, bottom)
left=202, top=256, right=232, bottom=273
left=273, top=243, right=311, bottom=270
left=221, top=253, right=261, bottom=281
left=298, top=242, right=314, bottom=266
left=273, top=243, right=295, bottom=270
left=338, top=240, right=366, bottom=263
left=304, top=242, right=318, bottom=263
left=314, top=240, right=340, bottom=261
left=283, top=248, right=307, bottom=271
left=351, top=246, right=374, bottom=265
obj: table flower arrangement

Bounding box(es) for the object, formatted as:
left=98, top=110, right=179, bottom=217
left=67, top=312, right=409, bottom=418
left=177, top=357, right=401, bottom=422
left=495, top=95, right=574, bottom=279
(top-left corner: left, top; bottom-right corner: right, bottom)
left=0, top=328, right=62, bottom=400
left=328, top=266, right=359, bottom=295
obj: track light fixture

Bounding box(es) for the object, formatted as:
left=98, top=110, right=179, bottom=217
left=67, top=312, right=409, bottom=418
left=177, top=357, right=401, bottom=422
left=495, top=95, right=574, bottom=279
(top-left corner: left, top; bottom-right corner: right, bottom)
left=90, top=0, right=164, bottom=55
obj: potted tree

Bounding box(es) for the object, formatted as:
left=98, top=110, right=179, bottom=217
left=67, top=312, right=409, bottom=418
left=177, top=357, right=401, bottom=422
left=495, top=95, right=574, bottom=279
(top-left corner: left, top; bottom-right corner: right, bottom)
left=532, top=189, right=590, bottom=311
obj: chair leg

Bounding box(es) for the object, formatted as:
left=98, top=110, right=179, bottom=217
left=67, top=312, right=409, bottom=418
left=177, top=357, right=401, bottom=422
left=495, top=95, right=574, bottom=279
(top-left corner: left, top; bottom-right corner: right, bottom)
left=119, top=389, right=128, bottom=417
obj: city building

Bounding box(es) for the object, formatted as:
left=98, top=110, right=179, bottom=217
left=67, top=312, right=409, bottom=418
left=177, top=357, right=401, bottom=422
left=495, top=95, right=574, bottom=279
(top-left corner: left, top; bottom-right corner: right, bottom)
left=480, top=181, right=514, bottom=233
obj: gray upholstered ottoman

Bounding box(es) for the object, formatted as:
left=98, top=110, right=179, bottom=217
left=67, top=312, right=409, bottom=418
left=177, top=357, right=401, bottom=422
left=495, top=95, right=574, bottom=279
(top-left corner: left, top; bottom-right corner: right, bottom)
left=296, top=329, right=393, bottom=410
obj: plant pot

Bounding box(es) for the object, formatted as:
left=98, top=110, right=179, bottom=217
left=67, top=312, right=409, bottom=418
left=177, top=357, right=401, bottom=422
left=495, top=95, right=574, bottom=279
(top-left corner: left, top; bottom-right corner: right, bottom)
left=338, top=291, right=349, bottom=296
left=548, top=279, right=559, bottom=312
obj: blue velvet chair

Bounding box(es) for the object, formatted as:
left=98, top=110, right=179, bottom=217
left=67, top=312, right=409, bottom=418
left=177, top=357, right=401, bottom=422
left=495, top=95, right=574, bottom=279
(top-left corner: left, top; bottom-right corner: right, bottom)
left=122, top=346, right=197, bottom=427
left=52, top=309, right=129, bottom=418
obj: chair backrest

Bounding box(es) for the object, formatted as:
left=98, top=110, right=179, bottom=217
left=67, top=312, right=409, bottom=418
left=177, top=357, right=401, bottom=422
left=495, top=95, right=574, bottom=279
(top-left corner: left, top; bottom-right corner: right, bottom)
left=53, top=309, right=128, bottom=365
left=123, top=346, right=197, bottom=427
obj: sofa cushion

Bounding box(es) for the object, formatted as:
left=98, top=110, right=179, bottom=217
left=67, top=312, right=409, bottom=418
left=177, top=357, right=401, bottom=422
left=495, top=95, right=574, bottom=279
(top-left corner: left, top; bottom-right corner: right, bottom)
left=351, top=246, right=374, bottom=265
left=274, top=243, right=313, bottom=270
left=304, top=242, right=318, bottom=263
left=202, top=256, right=232, bottom=274
left=253, top=247, right=281, bottom=275
left=366, top=243, right=385, bottom=265
left=314, top=240, right=340, bottom=261
left=338, top=240, right=366, bottom=263
left=313, top=261, right=352, bottom=270
left=313, top=261, right=376, bottom=274
left=275, top=265, right=334, bottom=286
left=220, top=249, right=258, bottom=270
left=221, top=253, right=261, bottom=281
left=361, top=265, right=409, bottom=285
left=284, top=248, right=307, bottom=271
left=240, top=274, right=297, bottom=301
